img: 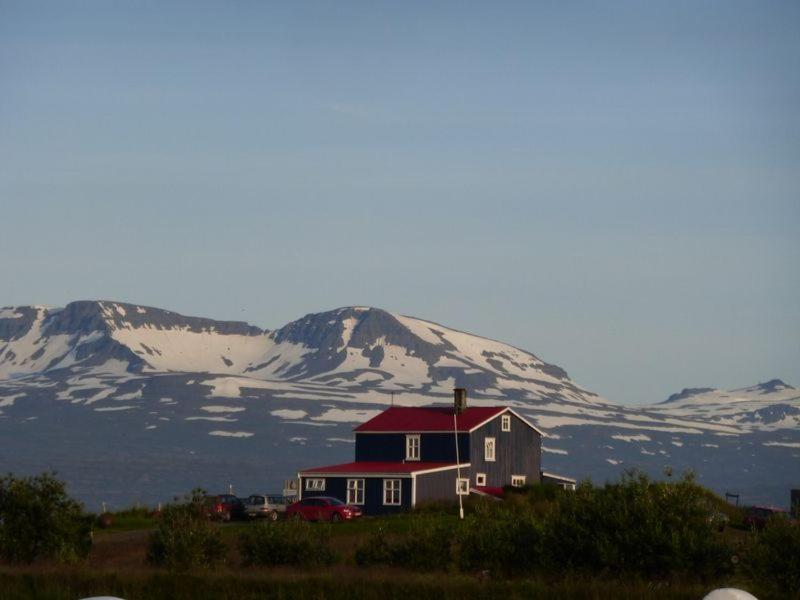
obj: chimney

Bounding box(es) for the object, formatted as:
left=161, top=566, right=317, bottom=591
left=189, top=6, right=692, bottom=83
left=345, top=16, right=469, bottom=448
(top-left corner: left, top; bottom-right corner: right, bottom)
left=454, top=388, right=467, bottom=414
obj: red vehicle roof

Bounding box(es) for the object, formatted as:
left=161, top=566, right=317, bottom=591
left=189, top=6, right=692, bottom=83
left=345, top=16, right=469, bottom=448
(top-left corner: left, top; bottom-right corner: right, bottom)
left=300, top=461, right=464, bottom=475
left=354, top=406, right=507, bottom=432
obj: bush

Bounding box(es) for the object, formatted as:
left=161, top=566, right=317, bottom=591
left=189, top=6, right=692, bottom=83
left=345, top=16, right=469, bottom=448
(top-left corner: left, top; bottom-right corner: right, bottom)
left=741, top=515, right=800, bottom=596
left=146, top=490, right=225, bottom=570
left=458, top=504, right=544, bottom=575
left=355, top=516, right=453, bottom=571
left=539, top=472, right=733, bottom=578
left=0, top=472, right=92, bottom=563
left=239, top=520, right=337, bottom=567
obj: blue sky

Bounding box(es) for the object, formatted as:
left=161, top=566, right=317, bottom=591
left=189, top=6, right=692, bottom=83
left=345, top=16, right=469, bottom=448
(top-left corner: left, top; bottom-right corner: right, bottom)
left=1, top=1, right=798, bottom=404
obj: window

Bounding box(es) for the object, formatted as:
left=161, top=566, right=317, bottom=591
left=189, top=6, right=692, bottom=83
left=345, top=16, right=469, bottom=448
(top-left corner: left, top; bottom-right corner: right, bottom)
left=405, top=434, right=420, bottom=461
left=501, top=414, right=511, bottom=432
left=383, top=479, right=401, bottom=505
left=484, top=437, right=496, bottom=462
left=456, top=478, right=470, bottom=496
left=305, top=478, right=325, bottom=491
left=511, top=475, right=526, bottom=487
left=475, top=473, right=487, bottom=486
left=347, top=479, right=364, bottom=505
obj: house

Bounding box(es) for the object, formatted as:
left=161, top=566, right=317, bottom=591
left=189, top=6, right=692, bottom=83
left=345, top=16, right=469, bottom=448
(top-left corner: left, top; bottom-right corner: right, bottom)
left=298, top=388, right=557, bottom=514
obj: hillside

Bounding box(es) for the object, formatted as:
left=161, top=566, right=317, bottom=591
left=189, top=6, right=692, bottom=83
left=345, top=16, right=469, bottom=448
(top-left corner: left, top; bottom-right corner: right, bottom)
left=1, top=301, right=797, bottom=508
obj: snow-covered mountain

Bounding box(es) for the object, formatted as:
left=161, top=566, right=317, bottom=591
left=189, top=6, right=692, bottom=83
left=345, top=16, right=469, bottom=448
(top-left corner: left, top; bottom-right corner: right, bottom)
left=649, top=380, right=800, bottom=432
left=1, top=301, right=797, bottom=509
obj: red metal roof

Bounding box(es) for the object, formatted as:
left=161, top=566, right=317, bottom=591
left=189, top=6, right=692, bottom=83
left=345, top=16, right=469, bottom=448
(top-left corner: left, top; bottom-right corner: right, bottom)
left=300, top=461, right=462, bottom=475
left=354, top=406, right=507, bottom=432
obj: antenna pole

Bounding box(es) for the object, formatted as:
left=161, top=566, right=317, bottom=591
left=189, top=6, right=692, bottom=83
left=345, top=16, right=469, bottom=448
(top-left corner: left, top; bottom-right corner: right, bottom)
left=453, top=410, right=464, bottom=520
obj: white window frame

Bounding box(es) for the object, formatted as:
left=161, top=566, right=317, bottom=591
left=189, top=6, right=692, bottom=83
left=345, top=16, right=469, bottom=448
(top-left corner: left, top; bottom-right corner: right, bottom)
left=405, top=434, right=420, bottom=461
left=347, top=478, right=364, bottom=505
left=511, top=475, right=526, bottom=488
left=484, top=437, right=496, bottom=462
left=501, top=414, right=511, bottom=432
left=383, top=479, right=401, bottom=505
left=305, top=478, right=325, bottom=491
left=456, top=478, right=470, bottom=496
left=475, top=473, right=487, bottom=486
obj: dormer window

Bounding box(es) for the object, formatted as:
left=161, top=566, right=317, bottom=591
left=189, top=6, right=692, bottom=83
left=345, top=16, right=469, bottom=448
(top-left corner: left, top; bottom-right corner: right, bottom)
left=406, top=434, right=420, bottom=461
left=501, top=414, right=511, bottom=432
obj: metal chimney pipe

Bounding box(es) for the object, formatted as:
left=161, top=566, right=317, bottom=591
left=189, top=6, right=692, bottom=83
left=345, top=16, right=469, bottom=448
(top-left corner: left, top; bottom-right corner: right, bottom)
left=454, top=388, right=467, bottom=414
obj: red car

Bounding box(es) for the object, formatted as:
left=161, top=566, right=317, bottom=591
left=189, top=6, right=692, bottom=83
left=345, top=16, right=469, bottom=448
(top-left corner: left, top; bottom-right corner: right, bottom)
left=204, top=494, right=245, bottom=522
left=286, top=496, right=363, bottom=522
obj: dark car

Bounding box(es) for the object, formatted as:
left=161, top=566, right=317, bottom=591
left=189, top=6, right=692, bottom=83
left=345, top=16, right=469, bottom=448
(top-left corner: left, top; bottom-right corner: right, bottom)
left=744, top=505, right=788, bottom=530
left=204, top=494, right=245, bottom=521
left=285, top=496, right=363, bottom=522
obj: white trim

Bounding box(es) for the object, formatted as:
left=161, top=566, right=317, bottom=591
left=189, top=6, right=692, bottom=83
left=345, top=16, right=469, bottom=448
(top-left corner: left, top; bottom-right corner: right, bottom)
left=301, top=463, right=470, bottom=479
left=411, top=473, right=417, bottom=507
left=501, top=414, right=511, bottom=432
left=468, top=408, right=545, bottom=436
left=475, top=473, right=486, bottom=486
left=456, top=478, right=470, bottom=496
left=541, top=471, right=577, bottom=484
left=383, top=479, right=401, bottom=506
left=484, top=437, right=496, bottom=462
left=405, top=434, right=420, bottom=461
left=511, top=475, right=526, bottom=487
left=346, top=478, right=365, bottom=505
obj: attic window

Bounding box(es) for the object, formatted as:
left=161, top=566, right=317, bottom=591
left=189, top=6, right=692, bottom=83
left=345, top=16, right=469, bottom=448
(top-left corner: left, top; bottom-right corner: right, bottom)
left=406, top=434, right=420, bottom=461
left=501, top=414, right=511, bottom=432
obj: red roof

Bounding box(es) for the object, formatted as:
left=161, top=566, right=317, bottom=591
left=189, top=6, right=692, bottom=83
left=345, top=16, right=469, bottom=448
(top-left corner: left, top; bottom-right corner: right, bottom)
left=300, top=461, right=463, bottom=475
left=354, top=406, right=507, bottom=432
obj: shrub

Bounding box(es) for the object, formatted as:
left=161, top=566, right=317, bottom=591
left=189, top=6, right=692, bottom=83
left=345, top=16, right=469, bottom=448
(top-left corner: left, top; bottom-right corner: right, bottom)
left=146, top=490, right=225, bottom=570
left=741, top=515, right=800, bottom=596
left=458, top=504, right=544, bottom=575
left=541, top=471, right=732, bottom=578
left=0, top=472, right=92, bottom=563
left=239, top=520, right=337, bottom=567
left=355, top=516, right=453, bottom=571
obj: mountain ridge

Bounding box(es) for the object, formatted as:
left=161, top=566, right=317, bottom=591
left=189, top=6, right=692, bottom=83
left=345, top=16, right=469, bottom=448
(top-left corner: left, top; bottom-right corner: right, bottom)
left=1, top=300, right=797, bottom=508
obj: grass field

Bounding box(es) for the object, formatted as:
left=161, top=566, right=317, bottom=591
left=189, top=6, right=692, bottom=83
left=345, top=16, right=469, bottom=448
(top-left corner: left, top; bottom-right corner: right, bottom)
left=0, top=513, right=772, bottom=600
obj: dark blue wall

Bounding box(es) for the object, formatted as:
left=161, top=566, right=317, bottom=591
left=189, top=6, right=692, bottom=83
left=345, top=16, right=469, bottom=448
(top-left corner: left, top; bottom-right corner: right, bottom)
left=355, top=432, right=470, bottom=463
left=300, top=475, right=413, bottom=515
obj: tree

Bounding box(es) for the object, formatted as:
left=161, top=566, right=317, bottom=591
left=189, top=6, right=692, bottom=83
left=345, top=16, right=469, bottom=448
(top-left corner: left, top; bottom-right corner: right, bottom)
left=0, top=472, right=92, bottom=563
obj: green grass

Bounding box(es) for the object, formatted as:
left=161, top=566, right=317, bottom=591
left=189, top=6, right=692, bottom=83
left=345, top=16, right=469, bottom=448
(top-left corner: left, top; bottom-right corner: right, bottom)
left=0, top=570, right=732, bottom=600
left=98, top=507, right=158, bottom=532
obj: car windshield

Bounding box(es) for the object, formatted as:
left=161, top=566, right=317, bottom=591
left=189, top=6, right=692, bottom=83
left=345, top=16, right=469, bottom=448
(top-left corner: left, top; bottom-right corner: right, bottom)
left=328, top=498, right=345, bottom=506
left=249, top=496, right=264, bottom=504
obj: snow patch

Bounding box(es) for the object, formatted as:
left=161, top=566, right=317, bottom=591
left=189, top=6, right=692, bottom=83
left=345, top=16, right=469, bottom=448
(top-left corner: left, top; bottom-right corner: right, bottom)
left=271, top=409, right=308, bottom=420
left=201, top=405, right=246, bottom=413
left=208, top=430, right=254, bottom=438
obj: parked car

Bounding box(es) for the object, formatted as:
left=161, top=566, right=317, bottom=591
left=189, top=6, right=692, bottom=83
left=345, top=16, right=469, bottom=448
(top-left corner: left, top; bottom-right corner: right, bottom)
left=285, top=496, right=363, bottom=522
left=204, top=494, right=245, bottom=521
left=744, top=505, right=788, bottom=530
left=244, top=494, right=291, bottom=520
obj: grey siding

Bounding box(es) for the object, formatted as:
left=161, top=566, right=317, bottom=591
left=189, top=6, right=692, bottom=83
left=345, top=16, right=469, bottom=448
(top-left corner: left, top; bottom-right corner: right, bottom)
left=414, top=467, right=471, bottom=505
left=468, top=412, right=541, bottom=488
